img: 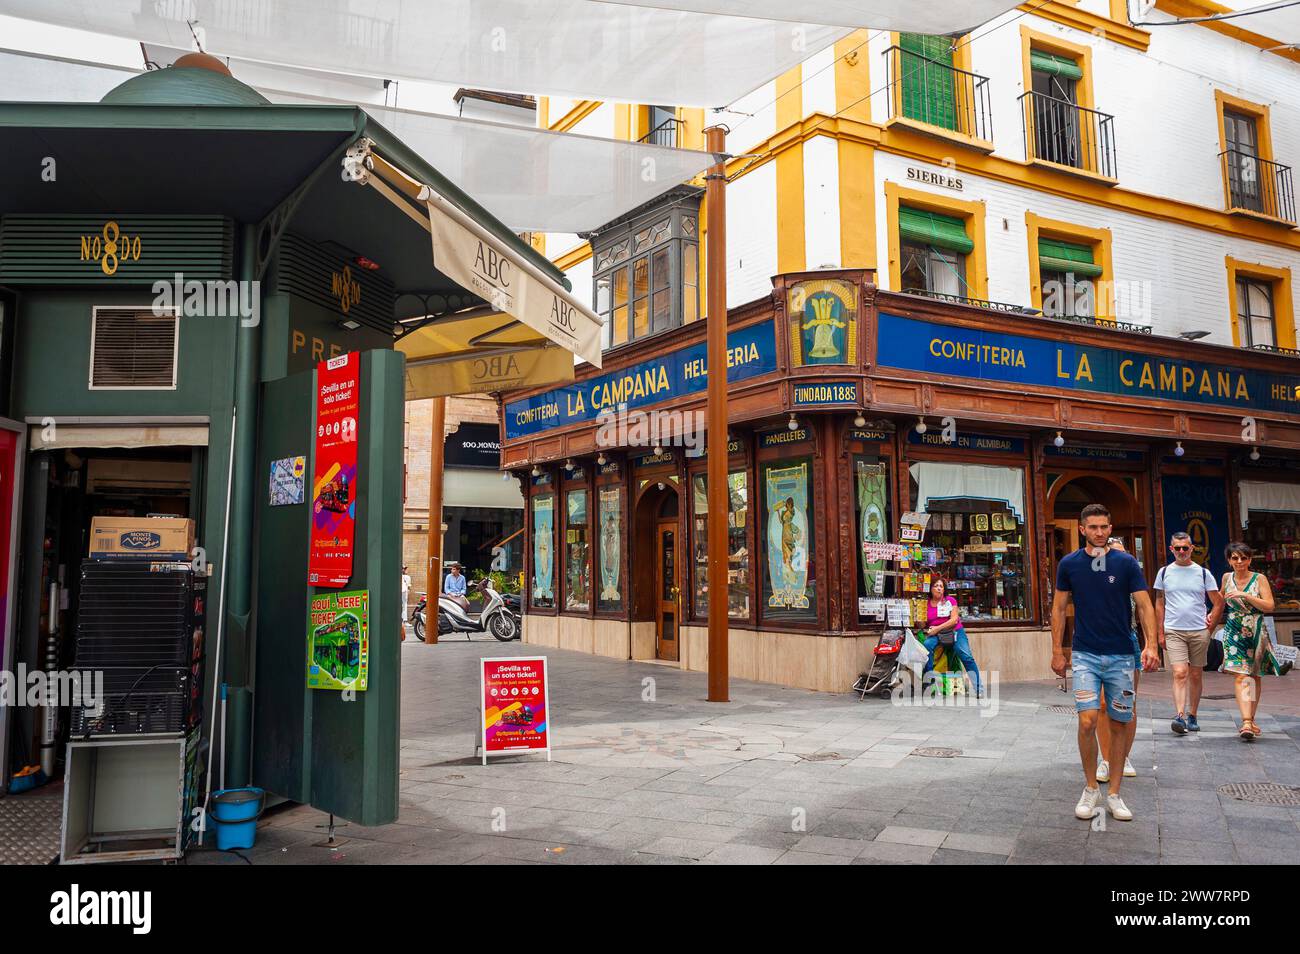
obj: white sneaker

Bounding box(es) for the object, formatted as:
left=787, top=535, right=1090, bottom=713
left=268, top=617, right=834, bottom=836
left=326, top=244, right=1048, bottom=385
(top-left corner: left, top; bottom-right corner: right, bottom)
left=1107, top=794, right=1133, bottom=821
left=1095, top=760, right=1110, bottom=783
left=1123, top=758, right=1136, bottom=778
left=1075, top=786, right=1102, bottom=820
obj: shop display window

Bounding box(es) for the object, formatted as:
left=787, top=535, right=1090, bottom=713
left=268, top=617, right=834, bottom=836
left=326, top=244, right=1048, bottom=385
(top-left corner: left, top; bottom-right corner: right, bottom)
left=530, top=494, right=556, bottom=609
left=596, top=486, right=625, bottom=612
left=691, top=471, right=751, bottom=619
left=1243, top=511, right=1300, bottom=612
left=855, top=456, right=895, bottom=622
left=564, top=489, right=591, bottom=611
left=908, top=462, right=1030, bottom=622
left=760, top=458, right=817, bottom=623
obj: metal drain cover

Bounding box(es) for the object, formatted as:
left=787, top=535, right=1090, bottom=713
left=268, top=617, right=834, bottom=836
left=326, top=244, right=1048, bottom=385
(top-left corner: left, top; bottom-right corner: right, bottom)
left=1046, top=704, right=1076, bottom=715
left=1217, top=782, right=1300, bottom=806
left=1202, top=693, right=1235, bottom=700
left=912, top=747, right=962, bottom=758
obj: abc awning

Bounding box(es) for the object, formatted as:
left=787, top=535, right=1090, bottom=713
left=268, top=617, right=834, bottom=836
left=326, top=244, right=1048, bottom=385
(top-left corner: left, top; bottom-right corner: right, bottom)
left=358, top=146, right=599, bottom=399
left=396, top=310, right=577, bottom=401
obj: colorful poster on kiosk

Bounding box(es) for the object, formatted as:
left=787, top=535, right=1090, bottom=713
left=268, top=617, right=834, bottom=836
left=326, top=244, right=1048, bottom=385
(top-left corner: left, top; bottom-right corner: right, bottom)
left=308, top=352, right=360, bottom=587
left=307, top=590, right=369, bottom=691
left=480, top=657, right=550, bottom=764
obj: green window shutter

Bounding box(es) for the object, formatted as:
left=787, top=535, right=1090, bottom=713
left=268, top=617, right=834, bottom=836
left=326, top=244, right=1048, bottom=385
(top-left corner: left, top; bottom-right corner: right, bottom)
left=900, top=33, right=958, bottom=132
left=899, top=207, right=974, bottom=254
left=1030, top=49, right=1083, bottom=81
left=1038, top=237, right=1103, bottom=278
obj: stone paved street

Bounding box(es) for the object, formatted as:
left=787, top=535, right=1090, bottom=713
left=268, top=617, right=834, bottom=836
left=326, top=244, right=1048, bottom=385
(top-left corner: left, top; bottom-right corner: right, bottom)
left=195, top=637, right=1300, bottom=865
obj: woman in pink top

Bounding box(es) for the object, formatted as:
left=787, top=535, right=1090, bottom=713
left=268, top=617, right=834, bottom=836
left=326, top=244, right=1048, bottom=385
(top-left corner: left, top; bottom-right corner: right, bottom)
left=921, top=578, right=982, bottom=696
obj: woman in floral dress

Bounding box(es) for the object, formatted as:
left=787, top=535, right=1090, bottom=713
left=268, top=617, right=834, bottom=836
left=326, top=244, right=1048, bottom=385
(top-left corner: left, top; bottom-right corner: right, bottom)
left=1220, top=542, right=1276, bottom=741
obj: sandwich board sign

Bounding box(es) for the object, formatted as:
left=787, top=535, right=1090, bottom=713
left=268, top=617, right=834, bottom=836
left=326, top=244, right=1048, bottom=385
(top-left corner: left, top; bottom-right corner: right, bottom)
left=480, top=656, right=551, bottom=765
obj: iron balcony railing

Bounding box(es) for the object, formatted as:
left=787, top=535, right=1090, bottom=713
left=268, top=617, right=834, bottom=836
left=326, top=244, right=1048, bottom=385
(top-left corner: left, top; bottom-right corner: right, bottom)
left=639, top=118, right=684, bottom=148
left=901, top=288, right=1153, bottom=334
left=901, top=288, right=1037, bottom=315
left=1220, top=149, right=1296, bottom=223
left=1019, top=91, right=1117, bottom=179
left=1249, top=342, right=1300, bottom=357
left=883, top=45, right=993, bottom=143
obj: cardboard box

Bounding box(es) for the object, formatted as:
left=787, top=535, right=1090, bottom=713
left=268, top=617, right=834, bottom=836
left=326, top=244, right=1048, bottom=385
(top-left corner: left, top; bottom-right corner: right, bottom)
left=89, top=516, right=195, bottom=559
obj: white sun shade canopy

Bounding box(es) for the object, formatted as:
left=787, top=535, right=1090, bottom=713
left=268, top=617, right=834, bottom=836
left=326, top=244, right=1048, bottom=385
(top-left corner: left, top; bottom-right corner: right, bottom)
left=595, top=0, right=1022, bottom=33
left=295, top=101, right=716, bottom=234
left=359, top=147, right=605, bottom=368
left=0, top=0, right=1018, bottom=107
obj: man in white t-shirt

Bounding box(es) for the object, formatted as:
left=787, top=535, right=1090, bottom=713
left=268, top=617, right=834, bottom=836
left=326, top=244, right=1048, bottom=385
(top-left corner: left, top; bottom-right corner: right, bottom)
left=401, top=565, right=412, bottom=625
left=1154, top=532, right=1225, bottom=734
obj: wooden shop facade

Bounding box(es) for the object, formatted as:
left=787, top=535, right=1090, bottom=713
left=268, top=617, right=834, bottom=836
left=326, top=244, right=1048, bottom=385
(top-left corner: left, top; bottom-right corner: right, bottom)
left=498, top=270, right=1300, bottom=692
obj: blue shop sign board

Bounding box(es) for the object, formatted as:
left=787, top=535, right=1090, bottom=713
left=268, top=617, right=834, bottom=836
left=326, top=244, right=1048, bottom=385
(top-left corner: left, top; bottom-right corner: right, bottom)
left=877, top=313, right=1300, bottom=414
left=505, top=320, right=778, bottom=439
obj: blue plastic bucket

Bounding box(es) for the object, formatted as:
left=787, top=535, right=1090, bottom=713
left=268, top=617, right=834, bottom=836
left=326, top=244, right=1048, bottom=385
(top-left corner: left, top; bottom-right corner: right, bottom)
left=210, top=787, right=265, bottom=850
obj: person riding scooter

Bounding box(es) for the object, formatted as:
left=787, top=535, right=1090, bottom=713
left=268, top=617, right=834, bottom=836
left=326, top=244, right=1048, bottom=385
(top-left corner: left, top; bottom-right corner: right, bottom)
left=443, top=561, right=470, bottom=611
left=436, top=575, right=519, bottom=641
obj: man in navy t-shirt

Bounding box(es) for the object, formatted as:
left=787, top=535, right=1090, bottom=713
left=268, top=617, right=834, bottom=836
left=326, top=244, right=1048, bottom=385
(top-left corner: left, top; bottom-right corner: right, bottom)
left=1051, top=503, right=1158, bottom=824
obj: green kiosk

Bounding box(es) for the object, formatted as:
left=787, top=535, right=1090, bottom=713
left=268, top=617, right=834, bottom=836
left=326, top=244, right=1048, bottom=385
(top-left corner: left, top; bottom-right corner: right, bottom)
left=0, top=54, right=600, bottom=835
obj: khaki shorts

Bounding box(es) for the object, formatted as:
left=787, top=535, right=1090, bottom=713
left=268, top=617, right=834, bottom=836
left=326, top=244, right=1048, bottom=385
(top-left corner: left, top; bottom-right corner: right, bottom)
left=1165, top=628, right=1210, bottom=667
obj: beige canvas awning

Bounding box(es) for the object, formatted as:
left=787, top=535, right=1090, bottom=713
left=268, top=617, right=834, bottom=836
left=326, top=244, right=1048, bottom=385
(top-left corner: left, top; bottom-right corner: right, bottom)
left=397, top=310, right=577, bottom=401
left=359, top=147, right=600, bottom=400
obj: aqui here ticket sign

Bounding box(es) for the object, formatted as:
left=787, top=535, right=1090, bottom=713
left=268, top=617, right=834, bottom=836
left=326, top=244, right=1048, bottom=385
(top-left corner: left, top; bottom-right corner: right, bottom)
left=877, top=312, right=1300, bottom=415
left=504, top=320, right=778, bottom=439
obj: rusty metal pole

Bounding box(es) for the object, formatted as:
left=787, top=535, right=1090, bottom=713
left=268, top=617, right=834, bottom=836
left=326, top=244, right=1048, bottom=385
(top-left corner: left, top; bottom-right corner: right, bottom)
left=425, top=396, right=447, bottom=641
left=705, top=125, right=729, bottom=703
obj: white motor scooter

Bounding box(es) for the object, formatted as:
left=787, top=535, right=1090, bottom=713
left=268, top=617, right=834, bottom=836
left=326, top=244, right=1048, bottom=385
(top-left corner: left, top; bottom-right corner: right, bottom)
left=437, top=578, right=519, bottom=641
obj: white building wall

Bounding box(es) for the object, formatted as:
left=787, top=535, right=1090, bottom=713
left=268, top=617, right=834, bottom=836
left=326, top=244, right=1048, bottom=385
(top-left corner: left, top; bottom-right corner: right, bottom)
left=873, top=150, right=1300, bottom=346
left=963, top=10, right=1300, bottom=211
left=802, top=47, right=837, bottom=118
left=726, top=160, right=779, bottom=308
left=718, top=80, right=778, bottom=156
left=568, top=102, right=616, bottom=139
left=563, top=255, right=595, bottom=314
left=804, top=134, right=842, bottom=269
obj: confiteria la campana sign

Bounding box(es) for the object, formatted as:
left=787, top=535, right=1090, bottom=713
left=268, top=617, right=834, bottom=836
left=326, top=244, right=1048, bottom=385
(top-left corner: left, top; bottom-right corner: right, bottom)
left=878, top=313, right=1300, bottom=413
left=504, top=321, right=778, bottom=439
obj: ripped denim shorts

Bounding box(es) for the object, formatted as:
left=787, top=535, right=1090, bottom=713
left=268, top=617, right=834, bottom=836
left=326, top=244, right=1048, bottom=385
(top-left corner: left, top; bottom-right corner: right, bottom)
left=1071, top=652, right=1135, bottom=723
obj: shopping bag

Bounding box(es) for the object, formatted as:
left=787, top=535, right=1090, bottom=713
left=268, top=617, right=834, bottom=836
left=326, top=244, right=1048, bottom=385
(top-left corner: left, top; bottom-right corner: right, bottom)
left=1204, top=627, right=1224, bottom=672
left=1263, top=643, right=1296, bottom=676
left=898, top=631, right=929, bottom=669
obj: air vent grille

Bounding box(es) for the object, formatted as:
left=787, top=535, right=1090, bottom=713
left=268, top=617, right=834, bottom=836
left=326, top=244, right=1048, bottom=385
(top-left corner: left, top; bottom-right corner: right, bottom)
left=90, top=307, right=178, bottom=389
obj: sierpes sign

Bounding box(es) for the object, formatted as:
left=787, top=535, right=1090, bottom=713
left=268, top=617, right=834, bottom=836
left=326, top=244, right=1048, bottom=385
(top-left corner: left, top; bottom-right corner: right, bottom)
left=480, top=656, right=551, bottom=764
left=308, top=352, right=360, bottom=588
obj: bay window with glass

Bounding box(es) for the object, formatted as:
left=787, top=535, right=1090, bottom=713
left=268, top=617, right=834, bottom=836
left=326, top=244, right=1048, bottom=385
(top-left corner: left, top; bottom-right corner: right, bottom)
left=592, top=191, right=701, bottom=350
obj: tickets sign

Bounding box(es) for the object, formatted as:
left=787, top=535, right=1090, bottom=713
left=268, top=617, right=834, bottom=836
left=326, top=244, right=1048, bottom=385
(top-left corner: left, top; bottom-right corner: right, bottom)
left=480, top=656, right=551, bottom=764
left=308, top=352, right=360, bottom=587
